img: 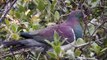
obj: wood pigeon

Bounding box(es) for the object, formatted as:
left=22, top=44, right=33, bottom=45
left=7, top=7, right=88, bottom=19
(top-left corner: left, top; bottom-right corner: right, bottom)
left=1, top=10, right=85, bottom=52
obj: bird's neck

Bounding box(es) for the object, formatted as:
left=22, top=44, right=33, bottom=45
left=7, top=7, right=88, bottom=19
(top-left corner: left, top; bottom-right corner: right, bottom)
left=66, top=17, right=80, bottom=26
left=67, top=14, right=79, bottom=20
left=66, top=17, right=83, bottom=39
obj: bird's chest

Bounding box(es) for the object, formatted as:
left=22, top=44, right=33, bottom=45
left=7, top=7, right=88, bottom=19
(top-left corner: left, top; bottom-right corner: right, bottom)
left=72, top=25, right=83, bottom=39
left=66, top=21, right=83, bottom=39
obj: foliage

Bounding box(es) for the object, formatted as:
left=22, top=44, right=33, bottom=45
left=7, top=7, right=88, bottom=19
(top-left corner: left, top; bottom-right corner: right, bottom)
left=45, top=31, right=63, bottom=60
left=0, top=0, right=107, bottom=60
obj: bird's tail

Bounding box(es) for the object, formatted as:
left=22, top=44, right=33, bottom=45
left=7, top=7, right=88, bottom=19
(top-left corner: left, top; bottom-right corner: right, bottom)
left=0, top=39, right=47, bottom=52
left=20, top=32, right=33, bottom=39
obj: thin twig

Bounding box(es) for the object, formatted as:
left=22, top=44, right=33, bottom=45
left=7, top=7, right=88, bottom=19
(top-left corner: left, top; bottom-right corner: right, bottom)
left=91, top=21, right=106, bottom=36
left=36, top=52, right=42, bottom=60
left=0, top=48, right=31, bottom=59
left=0, top=39, right=101, bottom=59
left=0, top=0, right=17, bottom=22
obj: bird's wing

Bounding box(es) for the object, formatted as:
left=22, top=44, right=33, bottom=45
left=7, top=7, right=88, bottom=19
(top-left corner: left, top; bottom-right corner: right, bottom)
left=1, top=25, right=76, bottom=51
left=20, top=24, right=76, bottom=45
left=20, top=25, right=57, bottom=45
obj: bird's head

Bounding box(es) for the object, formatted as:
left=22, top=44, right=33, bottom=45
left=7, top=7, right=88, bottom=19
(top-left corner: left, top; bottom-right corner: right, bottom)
left=69, top=10, right=86, bottom=20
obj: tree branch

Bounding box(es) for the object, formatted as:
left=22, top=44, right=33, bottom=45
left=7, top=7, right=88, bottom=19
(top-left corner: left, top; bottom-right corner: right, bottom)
left=0, top=0, right=17, bottom=22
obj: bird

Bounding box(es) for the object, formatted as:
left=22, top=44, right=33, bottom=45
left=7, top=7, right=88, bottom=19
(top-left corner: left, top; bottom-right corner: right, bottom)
left=0, top=10, right=85, bottom=52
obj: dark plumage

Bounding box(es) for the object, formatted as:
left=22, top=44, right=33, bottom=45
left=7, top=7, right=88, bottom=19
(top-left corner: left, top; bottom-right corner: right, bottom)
left=1, top=10, right=85, bottom=51
left=2, top=39, right=47, bottom=51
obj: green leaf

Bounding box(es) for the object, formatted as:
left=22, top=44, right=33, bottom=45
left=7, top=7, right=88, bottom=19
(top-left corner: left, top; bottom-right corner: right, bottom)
left=15, top=11, right=20, bottom=18
left=5, top=57, right=13, bottom=60
left=91, top=0, right=100, bottom=8
left=101, top=48, right=107, bottom=52
left=90, top=42, right=101, bottom=54
left=88, top=24, right=95, bottom=35
left=54, top=11, right=60, bottom=20
left=53, top=31, right=61, bottom=45
left=91, top=0, right=97, bottom=2
left=9, top=9, right=15, bottom=16
left=75, top=49, right=82, bottom=56
left=51, top=0, right=57, bottom=11
left=5, top=19, right=10, bottom=25
left=34, top=0, right=47, bottom=11
left=11, top=24, right=18, bottom=32
left=12, top=33, right=20, bottom=40
left=54, top=31, right=58, bottom=41
left=76, top=38, right=85, bottom=45
left=54, top=31, right=59, bottom=41
left=54, top=46, right=61, bottom=55
left=18, top=5, right=25, bottom=12
left=47, top=52, right=56, bottom=58
left=32, top=24, right=40, bottom=30
left=45, top=39, right=53, bottom=47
